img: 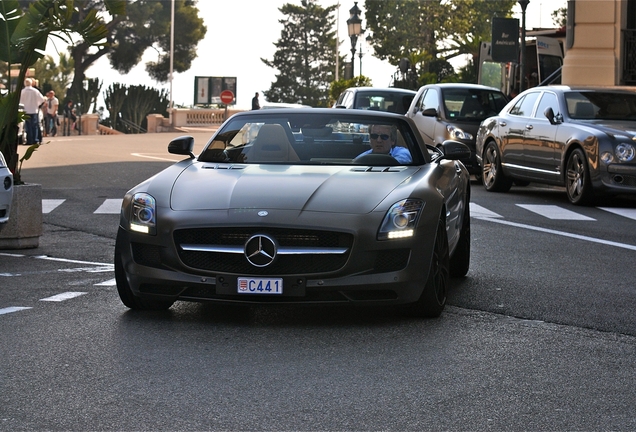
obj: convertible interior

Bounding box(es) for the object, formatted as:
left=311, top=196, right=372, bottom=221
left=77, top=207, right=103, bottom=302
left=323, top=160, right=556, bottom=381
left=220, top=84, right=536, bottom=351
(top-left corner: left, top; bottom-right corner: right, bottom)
left=199, top=119, right=419, bottom=165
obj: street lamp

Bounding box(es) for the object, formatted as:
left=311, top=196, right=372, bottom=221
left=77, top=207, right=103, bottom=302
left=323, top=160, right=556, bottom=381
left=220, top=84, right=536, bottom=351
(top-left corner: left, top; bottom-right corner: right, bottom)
left=518, top=0, right=529, bottom=92
left=347, top=2, right=362, bottom=78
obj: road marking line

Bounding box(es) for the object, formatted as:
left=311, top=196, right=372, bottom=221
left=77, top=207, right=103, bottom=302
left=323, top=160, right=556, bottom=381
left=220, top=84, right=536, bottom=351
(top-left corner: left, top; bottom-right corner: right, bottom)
left=470, top=203, right=502, bottom=219
left=598, top=207, right=636, bottom=221
left=476, top=216, right=636, bottom=251
left=517, top=204, right=595, bottom=220
left=40, top=292, right=87, bottom=302
left=95, top=278, right=116, bottom=286
left=131, top=153, right=182, bottom=162
left=94, top=199, right=123, bottom=214
left=0, top=307, right=32, bottom=315
left=33, top=255, right=113, bottom=267
left=42, top=199, right=65, bottom=214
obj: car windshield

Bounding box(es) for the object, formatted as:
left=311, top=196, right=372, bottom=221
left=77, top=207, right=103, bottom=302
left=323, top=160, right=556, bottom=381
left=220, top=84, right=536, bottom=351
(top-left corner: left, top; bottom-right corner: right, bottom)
left=355, top=91, right=415, bottom=114
left=442, top=88, right=508, bottom=121
left=198, top=112, right=424, bottom=166
left=565, top=91, right=636, bottom=120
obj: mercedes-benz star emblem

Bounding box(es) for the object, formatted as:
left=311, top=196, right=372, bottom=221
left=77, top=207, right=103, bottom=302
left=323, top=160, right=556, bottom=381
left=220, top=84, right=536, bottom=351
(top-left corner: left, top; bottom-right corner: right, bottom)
left=244, top=234, right=277, bottom=267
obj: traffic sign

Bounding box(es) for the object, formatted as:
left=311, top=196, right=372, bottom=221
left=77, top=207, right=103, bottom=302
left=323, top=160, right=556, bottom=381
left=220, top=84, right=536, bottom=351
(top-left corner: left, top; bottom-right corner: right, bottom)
left=220, top=90, right=234, bottom=104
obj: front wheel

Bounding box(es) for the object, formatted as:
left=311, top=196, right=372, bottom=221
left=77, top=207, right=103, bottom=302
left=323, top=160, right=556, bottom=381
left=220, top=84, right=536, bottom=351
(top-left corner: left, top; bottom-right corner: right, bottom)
left=406, top=216, right=450, bottom=318
left=565, top=148, right=594, bottom=205
left=482, top=141, right=513, bottom=192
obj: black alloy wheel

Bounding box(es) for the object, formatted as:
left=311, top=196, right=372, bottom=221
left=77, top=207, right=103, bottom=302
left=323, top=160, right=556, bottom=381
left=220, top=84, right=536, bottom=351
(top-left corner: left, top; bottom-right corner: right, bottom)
left=449, top=195, right=470, bottom=278
left=408, top=216, right=450, bottom=318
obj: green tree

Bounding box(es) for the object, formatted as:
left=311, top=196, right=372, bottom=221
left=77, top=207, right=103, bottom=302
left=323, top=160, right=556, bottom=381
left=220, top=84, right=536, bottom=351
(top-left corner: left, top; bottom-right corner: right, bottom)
left=66, top=0, right=206, bottom=106
left=0, top=0, right=120, bottom=183
left=262, top=0, right=340, bottom=107
left=32, top=52, right=74, bottom=96
left=329, top=75, right=372, bottom=103
left=552, top=7, right=567, bottom=27
left=103, top=82, right=127, bottom=131
left=364, top=0, right=515, bottom=83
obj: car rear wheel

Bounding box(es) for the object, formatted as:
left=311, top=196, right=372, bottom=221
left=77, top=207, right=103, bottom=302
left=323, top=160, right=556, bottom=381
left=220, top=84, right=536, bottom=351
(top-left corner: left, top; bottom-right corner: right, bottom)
left=482, top=141, right=513, bottom=192
left=566, top=148, right=594, bottom=205
left=407, top=216, right=450, bottom=318
left=114, top=238, right=174, bottom=311
left=449, top=197, right=470, bottom=278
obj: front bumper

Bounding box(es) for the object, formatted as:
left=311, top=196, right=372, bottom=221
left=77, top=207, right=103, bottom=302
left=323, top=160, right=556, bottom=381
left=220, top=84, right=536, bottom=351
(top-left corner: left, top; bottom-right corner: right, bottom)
left=115, top=207, right=440, bottom=306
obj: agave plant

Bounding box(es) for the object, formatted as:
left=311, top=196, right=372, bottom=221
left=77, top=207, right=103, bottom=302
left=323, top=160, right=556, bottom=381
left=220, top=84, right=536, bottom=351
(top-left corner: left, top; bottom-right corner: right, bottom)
left=0, top=0, right=125, bottom=183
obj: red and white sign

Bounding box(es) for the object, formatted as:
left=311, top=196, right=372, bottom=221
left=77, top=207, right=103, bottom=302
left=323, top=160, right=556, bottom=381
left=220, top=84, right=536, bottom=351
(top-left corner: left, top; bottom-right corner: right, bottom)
left=220, top=90, right=235, bottom=104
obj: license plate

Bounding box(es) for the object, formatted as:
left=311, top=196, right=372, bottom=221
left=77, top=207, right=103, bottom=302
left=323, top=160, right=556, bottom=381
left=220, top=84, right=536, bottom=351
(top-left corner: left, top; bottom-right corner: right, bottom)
left=237, top=277, right=283, bottom=295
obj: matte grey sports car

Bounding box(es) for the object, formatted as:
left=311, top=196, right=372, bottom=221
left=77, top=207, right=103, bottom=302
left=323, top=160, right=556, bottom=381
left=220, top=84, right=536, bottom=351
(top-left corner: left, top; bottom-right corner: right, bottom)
left=115, top=109, right=471, bottom=317
left=476, top=85, right=636, bottom=205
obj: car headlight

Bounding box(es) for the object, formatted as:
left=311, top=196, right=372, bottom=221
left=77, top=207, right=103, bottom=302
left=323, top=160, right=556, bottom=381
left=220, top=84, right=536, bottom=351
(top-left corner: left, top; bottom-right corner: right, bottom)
left=615, top=143, right=635, bottom=162
left=447, top=125, right=473, bottom=141
left=130, top=193, right=156, bottom=235
left=378, top=199, right=425, bottom=240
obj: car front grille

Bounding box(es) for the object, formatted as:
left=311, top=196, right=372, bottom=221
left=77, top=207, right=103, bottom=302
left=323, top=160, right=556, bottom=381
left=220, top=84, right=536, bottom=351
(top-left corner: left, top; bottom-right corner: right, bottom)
left=174, top=227, right=354, bottom=275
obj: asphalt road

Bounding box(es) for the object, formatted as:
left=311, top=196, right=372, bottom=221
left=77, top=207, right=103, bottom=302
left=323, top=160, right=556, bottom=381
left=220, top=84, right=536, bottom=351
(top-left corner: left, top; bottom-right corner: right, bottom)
left=1, top=132, right=635, bottom=431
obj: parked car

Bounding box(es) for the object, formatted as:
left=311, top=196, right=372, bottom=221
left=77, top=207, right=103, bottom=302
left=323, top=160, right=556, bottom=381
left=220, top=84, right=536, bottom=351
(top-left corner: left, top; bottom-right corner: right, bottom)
left=406, top=83, right=509, bottom=176
left=476, top=85, right=636, bottom=205
left=115, top=108, right=472, bottom=317
left=17, top=103, right=27, bottom=145
left=334, top=87, right=417, bottom=114
left=0, top=151, right=13, bottom=231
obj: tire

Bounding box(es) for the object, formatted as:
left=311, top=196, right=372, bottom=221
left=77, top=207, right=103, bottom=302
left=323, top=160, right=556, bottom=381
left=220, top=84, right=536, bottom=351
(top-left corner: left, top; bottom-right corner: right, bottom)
left=449, top=197, right=470, bottom=278
left=565, top=148, right=594, bottom=205
left=482, top=141, right=513, bottom=192
left=114, top=238, right=174, bottom=311
left=407, top=216, right=450, bottom=318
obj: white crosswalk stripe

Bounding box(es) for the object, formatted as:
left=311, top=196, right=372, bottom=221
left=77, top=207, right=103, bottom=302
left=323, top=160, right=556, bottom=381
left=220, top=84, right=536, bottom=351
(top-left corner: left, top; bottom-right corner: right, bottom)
left=0, top=306, right=32, bottom=315
left=94, top=199, right=123, bottom=214
left=42, top=199, right=65, bottom=214
left=40, top=292, right=87, bottom=302
left=470, top=203, right=502, bottom=218
left=516, top=204, right=596, bottom=221
left=598, top=207, right=636, bottom=221
left=40, top=198, right=636, bottom=224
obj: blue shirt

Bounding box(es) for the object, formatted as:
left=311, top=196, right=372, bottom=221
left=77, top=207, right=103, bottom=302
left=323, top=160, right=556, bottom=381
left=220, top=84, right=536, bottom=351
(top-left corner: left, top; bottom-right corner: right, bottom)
left=359, top=146, right=412, bottom=164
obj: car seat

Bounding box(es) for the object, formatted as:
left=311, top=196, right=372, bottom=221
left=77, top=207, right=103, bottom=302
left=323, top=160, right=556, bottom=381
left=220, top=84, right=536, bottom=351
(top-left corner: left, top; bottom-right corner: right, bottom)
left=247, top=124, right=300, bottom=162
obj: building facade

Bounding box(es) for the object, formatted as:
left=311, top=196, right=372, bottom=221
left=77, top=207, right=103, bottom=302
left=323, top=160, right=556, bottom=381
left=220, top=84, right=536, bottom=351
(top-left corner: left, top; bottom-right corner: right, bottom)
left=562, top=0, right=636, bottom=86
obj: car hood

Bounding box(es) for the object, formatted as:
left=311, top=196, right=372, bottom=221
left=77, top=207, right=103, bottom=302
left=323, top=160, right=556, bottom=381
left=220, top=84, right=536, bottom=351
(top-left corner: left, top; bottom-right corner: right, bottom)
left=571, top=120, right=636, bottom=138
left=169, top=163, right=419, bottom=213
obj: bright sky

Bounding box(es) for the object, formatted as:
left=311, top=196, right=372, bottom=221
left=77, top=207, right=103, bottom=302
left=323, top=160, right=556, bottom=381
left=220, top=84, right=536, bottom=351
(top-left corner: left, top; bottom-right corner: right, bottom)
left=47, top=0, right=567, bottom=111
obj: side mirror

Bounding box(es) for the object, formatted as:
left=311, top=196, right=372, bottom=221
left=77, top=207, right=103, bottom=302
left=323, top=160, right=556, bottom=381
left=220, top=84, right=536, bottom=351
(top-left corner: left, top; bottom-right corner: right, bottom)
left=440, top=140, right=471, bottom=161
left=168, top=135, right=195, bottom=158
left=422, top=107, right=438, bottom=117
left=544, top=107, right=561, bottom=125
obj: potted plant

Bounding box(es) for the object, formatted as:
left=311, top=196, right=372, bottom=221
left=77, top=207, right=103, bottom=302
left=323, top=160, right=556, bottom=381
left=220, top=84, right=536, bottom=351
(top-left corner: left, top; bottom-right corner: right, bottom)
left=0, top=0, right=124, bottom=248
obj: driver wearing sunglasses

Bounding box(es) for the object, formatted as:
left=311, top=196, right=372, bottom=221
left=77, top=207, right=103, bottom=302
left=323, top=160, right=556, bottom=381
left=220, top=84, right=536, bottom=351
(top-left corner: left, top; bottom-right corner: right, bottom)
left=357, top=124, right=412, bottom=164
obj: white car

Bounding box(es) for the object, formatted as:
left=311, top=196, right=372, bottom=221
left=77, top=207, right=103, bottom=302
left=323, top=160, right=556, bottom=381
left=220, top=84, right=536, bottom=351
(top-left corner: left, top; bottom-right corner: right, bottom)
left=0, top=151, right=13, bottom=230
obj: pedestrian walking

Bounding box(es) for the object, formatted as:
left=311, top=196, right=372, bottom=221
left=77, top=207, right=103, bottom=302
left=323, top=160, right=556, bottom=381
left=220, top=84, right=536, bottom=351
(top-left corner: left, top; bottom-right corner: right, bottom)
left=251, top=92, right=261, bottom=110
left=45, top=91, right=59, bottom=137
left=19, top=78, right=45, bottom=145
left=63, top=100, right=77, bottom=136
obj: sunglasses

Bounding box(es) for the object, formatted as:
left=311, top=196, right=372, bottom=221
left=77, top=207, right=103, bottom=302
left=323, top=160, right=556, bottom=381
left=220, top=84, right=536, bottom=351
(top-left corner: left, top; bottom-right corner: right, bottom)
left=370, top=133, right=391, bottom=140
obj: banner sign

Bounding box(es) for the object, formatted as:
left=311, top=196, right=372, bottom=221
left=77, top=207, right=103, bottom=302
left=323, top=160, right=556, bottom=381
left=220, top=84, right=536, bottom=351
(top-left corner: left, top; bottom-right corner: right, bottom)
left=491, top=18, right=519, bottom=63
left=194, top=77, right=237, bottom=105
